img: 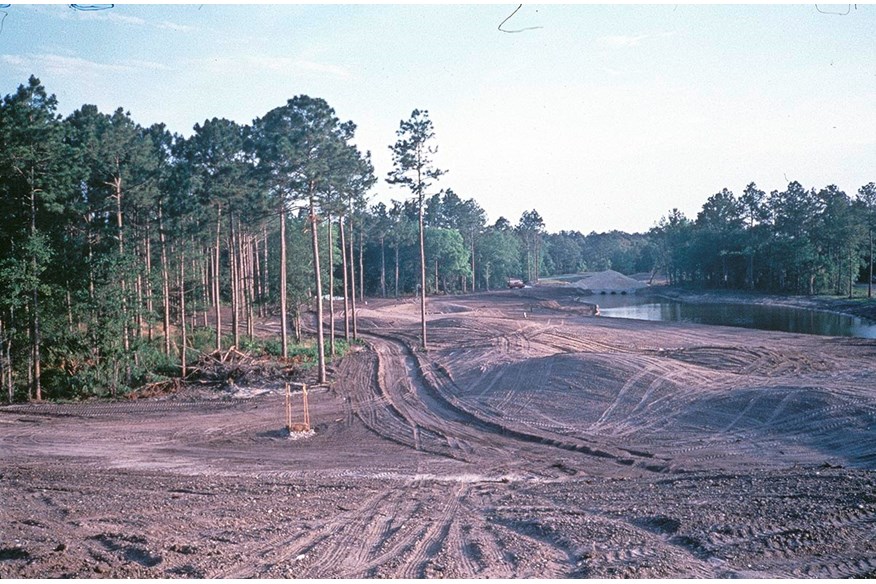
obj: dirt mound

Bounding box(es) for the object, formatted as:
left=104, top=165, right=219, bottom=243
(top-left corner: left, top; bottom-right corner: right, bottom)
left=572, top=269, right=649, bottom=292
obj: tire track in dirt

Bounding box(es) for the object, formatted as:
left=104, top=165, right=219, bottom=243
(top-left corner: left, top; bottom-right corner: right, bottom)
left=368, top=335, right=475, bottom=460
left=796, top=556, right=876, bottom=578
left=403, top=334, right=666, bottom=472
left=1, top=400, right=251, bottom=418
left=704, top=519, right=876, bottom=578
left=327, top=496, right=435, bottom=577
left=394, top=483, right=467, bottom=578
left=355, top=328, right=666, bottom=475
left=588, top=352, right=719, bottom=435
left=706, top=505, right=876, bottom=557
left=528, top=327, right=632, bottom=355
left=344, top=345, right=423, bottom=454
left=361, top=297, right=876, bottom=474
left=211, top=486, right=399, bottom=578
left=6, top=289, right=875, bottom=579
left=302, top=486, right=427, bottom=578
left=232, top=479, right=486, bottom=579
left=658, top=345, right=833, bottom=377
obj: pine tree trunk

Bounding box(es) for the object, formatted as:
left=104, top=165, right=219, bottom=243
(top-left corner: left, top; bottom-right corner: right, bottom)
left=65, top=283, right=74, bottom=333
left=238, top=223, right=249, bottom=341
left=470, top=230, right=476, bottom=292
left=280, top=204, right=288, bottom=358
left=230, top=213, right=239, bottom=348
left=27, top=346, right=32, bottom=402
left=1, top=318, right=9, bottom=403
left=359, top=230, right=364, bottom=303
left=349, top=212, right=358, bottom=341
left=263, top=226, right=269, bottom=313
left=394, top=241, right=400, bottom=298
left=245, top=233, right=255, bottom=341
left=340, top=216, right=350, bottom=342
left=380, top=235, right=386, bottom=298
left=214, top=203, right=222, bottom=352
left=535, top=237, right=540, bottom=282
left=309, top=188, right=327, bottom=384
left=254, top=232, right=264, bottom=318
left=869, top=228, right=873, bottom=300
left=190, top=237, right=198, bottom=329
left=29, top=181, right=42, bottom=401
left=135, top=245, right=144, bottom=339
left=145, top=224, right=153, bottom=341
left=327, top=213, right=336, bottom=356
left=4, top=324, right=12, bottom=403
left=180, top=249, right=187, bottom=377
left=526, top=238, right=532, bottom=283
left=294, top=305, right=302, bottom=343
left=240, top=225, right=248, bottom=340
left=87, top=230, right=95, bottom=304
left=849, top=245, right=854, bottom=299
left=418, top=191, right=428, bottom=349
left=202, top=251, right=209, bottom=328
left=114, top=175, right=131, bottom=386
left=6, top=342, right=11, bottom=403
left=158, top=201, right=171, bottom=357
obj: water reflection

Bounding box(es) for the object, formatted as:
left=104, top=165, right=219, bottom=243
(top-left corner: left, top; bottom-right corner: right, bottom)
left=596, top=296, right=876, bottom=339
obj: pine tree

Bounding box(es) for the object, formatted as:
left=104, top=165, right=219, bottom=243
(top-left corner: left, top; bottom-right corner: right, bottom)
left=0, top=76, right=73, bottom=400
left=387, top=110, right=445, bottom=350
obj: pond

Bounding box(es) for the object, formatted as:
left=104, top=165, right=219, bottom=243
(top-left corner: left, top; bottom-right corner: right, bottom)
left=594, top=295, right=876, bottom=339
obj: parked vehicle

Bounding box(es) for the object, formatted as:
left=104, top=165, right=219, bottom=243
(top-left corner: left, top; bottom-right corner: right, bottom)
left=507, top=278, right=525, bottom=289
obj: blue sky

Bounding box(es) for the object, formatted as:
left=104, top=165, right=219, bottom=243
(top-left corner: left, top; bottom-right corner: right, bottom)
left=1, top=3, right=874, bottom=233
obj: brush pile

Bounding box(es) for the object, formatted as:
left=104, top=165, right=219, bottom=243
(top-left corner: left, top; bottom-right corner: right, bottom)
left=193, top=346, right=300, bottom=387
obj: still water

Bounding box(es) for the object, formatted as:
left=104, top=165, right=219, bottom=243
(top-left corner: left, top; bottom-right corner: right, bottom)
left=595, top=295, right=876, bottom=339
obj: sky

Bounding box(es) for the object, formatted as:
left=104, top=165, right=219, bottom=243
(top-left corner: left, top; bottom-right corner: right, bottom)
left=1, top=3, right=874, bottom=234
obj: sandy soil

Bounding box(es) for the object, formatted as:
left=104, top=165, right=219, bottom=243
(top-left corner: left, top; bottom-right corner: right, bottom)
left=2, top=286, right=875, bottom=578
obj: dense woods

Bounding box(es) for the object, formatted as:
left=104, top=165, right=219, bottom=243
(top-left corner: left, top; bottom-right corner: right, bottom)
left=1, top=76, right=874, bottom=401
left=649, top=183, right=876, bottom=296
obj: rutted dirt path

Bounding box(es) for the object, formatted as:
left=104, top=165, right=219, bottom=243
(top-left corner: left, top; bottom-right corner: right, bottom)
left=1, top=287, right=875, bottom=578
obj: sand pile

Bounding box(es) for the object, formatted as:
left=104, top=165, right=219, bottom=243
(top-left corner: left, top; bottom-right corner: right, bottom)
left=572, top=269, right=648, bottom=292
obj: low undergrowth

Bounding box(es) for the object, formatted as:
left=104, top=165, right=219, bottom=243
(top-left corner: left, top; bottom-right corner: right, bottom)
left=5, top=329, right=357, bottom=403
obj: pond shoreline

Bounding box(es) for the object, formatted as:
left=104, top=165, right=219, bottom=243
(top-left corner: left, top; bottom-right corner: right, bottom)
left=649, top=286, right=876, bottom=324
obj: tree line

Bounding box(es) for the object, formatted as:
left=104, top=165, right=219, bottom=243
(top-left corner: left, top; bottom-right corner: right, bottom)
left=2, top=76, right=874, bottom=402
left=649, top=182, right=876, bottom=297
left=0, top=76, right=564, bottom=402
left=0, top=77, right=380, bottom=402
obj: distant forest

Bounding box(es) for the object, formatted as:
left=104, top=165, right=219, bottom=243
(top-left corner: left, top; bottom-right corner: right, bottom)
left=2, top=76, right=874, bottom=401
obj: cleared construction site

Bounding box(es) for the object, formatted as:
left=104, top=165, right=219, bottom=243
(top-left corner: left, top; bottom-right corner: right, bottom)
left=1, top=286, right=875, bottom=578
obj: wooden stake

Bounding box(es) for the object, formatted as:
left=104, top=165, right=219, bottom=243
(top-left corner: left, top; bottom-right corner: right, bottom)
left=302, top=384, right=310, bottom=431
left=285, top=382, right=292, bottom=432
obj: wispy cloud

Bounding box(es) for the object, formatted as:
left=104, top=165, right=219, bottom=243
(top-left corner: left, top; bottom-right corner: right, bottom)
left=1, top=53, right=172, bottom=77
left=597, top=31, right=675, bottom=49
left=202, top=56, right=352, bottom=81
left=1, top=55, right=27, bottom=68
left=155, top=21, right=196, bottom=33
left=91, top=12, right=148, bottom=27
left=123, top=58, right=174, bottom=72
left=25, top=5, right=197, bottom=33
left=291, top=59, right=352, bottom=80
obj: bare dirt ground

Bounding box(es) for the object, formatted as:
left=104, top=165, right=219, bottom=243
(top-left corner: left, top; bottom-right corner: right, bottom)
left=2, top=286, right=875, bottom=578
